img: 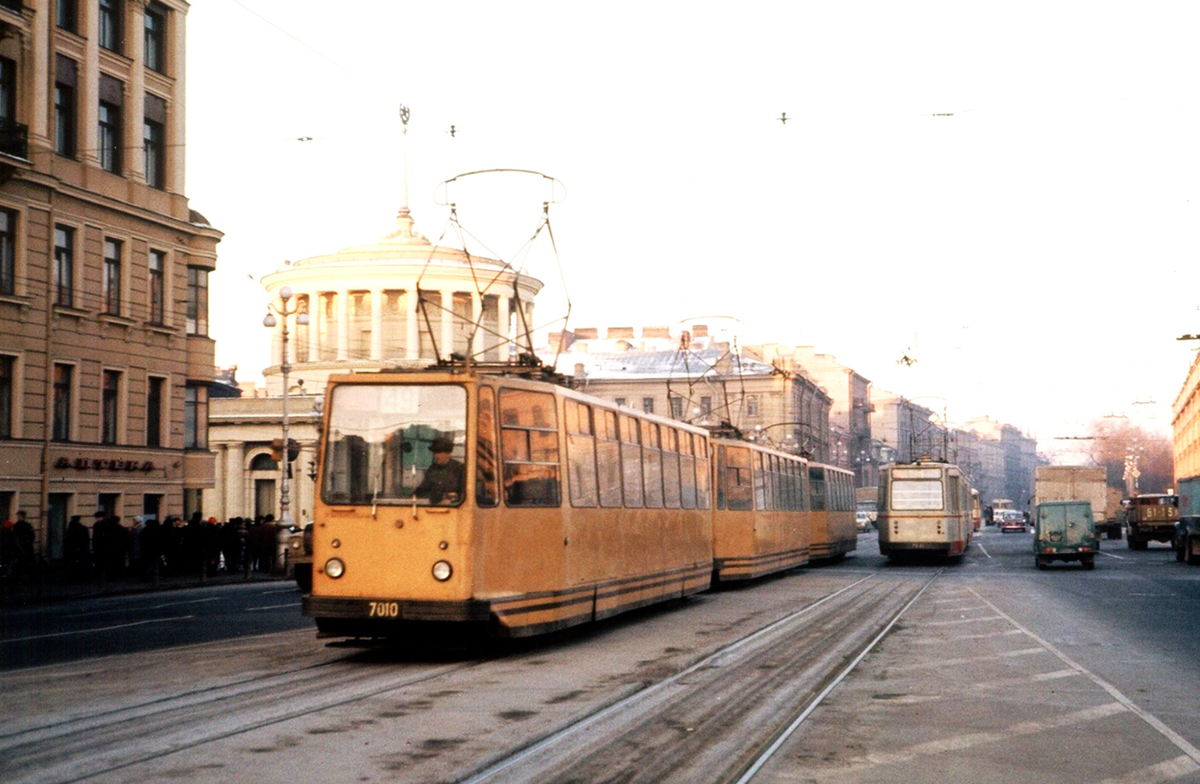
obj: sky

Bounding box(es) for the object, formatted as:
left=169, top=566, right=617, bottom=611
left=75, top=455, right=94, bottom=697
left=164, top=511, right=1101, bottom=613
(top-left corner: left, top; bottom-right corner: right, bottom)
left=186, top=1, right=1200, bottom=460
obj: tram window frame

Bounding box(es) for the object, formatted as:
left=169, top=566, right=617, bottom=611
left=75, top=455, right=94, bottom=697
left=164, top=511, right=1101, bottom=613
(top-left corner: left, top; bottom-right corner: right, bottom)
left=619, top=414, right=644, bottom=508
left=724, top=445, right=753, bottom=511
left=475, top=386, right=499, bottom=507
left=695, top=435, right=711, bottom=509
left=753, top=451, right=767, bottom=511
left=641, top=420, right=664, bottom=508
left=566, top=400, right=599, bottom=508
left=499, top=389, right=561, bottom=507
left=809, top=466, right=827, bottom=511
left=596, top=408, right=623, bottom=508
left=679, top=431, right=697, bottom=510
left=662, top=427, right=682, bottom=509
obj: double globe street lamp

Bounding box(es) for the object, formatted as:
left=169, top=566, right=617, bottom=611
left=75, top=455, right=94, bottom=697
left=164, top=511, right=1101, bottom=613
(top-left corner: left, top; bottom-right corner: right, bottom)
left=263, top=286, right=309, bottom=567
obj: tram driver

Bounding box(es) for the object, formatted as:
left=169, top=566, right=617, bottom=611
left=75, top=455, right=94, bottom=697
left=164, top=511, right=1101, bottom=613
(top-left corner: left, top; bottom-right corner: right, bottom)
left=415, top=438, right=465, bottom=504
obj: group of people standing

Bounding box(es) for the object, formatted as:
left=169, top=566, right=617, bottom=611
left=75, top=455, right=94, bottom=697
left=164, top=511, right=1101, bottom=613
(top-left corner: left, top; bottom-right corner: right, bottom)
left=2, top=511, right=289, bottom=584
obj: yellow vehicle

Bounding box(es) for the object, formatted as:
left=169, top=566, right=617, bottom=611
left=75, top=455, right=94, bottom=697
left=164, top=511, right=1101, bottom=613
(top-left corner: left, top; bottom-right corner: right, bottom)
left=877, top=460, right=974, bottom=559
left=807, top=463, right=857, bottom=561
left=304, top=369, right=715, bottom=638
left=711, top=440, right=812, bottom=581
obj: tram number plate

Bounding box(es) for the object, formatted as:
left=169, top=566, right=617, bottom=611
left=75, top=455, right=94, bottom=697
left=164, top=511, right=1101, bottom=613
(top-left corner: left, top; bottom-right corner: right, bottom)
left=368, top=601, right=400, bottom=618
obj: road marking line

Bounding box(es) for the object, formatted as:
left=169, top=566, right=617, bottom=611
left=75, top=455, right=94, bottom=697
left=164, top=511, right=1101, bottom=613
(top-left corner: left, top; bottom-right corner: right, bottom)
left=1099, top=551, right=1127, bottom=560
left=803, top=702, right=1128, bottom=777
left=921, top=615, right=1005, bottom=626
left=64, top=597, right=221, bottom=618
left=245, top=603, right=300, bottom=611
left=886, top=647, right=1045, bottom=672
left=968, top=587, right=1200, bottom=766
left=977, top=543, right=992, bottom=558
left=935, top=605, right=987, bottom=613
left=258, top=587, right=300, bottom=595
left=1098, top=755, right=1200, bottom=784
left=913, top=629, right=1023, bottom=645
left=0, top=616, right=197, bottom=644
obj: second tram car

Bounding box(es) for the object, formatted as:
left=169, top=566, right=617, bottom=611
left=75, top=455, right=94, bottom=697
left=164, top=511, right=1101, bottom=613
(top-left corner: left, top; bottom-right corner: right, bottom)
left=877, top=461, right=974, bottom=559
left=807, top=464, right=857, bottom=561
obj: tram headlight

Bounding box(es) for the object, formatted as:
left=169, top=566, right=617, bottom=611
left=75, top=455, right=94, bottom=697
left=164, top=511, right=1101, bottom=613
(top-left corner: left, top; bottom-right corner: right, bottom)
left=432, top=560, right=453, bottom=582
left=324, top=558, right=346, bottom=579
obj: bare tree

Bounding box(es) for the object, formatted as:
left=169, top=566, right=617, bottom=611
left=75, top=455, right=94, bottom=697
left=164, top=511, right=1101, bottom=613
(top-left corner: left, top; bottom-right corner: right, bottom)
left=1082, top=419, right=1174, bottom=495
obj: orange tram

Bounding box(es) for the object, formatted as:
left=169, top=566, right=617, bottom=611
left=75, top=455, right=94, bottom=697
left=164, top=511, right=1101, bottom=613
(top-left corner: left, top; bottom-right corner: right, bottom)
left=302, top=368, right=856, bottom=639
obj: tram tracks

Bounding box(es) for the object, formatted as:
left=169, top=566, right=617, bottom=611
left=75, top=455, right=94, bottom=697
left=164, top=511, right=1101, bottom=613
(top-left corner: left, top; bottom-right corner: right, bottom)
left=463, top=569, right=942, bottom=784
left=0, top=650, right=483, bottom=784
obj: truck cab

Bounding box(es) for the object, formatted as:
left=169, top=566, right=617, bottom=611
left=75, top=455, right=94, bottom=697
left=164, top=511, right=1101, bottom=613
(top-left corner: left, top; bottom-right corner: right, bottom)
left=1034, top=501, right=1097, bottom=570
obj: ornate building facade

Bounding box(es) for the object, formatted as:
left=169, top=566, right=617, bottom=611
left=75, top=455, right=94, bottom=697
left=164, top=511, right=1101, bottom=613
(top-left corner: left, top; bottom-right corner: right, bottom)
left=0, top=0, right=222, bottom=555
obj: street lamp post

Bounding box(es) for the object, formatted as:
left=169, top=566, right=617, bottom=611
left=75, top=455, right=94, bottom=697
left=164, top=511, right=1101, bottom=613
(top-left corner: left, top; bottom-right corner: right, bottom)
left=264, top=285, right=309, bottom=569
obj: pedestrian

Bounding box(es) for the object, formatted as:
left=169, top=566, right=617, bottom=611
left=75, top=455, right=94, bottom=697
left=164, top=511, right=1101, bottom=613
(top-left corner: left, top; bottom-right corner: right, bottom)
left=12, top=510, right=36, bottom=576
left=64, top=515, right=91, bottom=581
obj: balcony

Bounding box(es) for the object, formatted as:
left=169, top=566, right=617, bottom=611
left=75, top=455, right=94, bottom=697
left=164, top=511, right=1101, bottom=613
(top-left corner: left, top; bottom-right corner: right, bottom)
left=0, top=117, right=29, bottom=161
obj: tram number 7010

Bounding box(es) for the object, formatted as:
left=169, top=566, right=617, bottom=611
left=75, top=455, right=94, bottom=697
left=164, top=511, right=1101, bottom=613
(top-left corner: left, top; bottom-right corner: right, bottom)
left=368, top=601, right=400, bottom=618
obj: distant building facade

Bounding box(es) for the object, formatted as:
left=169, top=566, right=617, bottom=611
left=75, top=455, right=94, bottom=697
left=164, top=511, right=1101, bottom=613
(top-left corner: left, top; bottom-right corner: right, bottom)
left=0, top=1, right=222, bottom=556
left=1173, top=351, right=1200, bottom=482
left=544, top=325, right=833, bottom=462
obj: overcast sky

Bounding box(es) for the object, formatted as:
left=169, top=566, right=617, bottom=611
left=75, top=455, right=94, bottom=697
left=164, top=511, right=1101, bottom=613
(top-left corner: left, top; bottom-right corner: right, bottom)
left=187, top=1, right=1200, bottom=459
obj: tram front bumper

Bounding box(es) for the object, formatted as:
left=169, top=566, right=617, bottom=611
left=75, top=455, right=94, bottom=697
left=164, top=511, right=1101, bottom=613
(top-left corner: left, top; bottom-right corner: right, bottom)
left=302, top=595, right=492, bottom=624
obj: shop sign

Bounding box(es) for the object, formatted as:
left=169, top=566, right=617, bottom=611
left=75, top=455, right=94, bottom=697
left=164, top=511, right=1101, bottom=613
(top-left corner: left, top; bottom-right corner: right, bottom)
left=54, top=457, right=157, bottom=472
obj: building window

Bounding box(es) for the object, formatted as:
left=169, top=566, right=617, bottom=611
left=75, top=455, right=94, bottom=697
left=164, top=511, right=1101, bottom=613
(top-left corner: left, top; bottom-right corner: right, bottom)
left=54, top=225, right=74, bottom=308
left=0, top=354, right=13, bottom=439
left=57, top=0, right=77, bottom=31
left=99, top=0, right=122, bottom=53
left=54, top=57, right=77, bottom=159
left=102, top=369, right=120, bottom=444
left=143, top=117, right=164, bottom=188
left=670, top=396, right=683, bottom=420
left=186, top=267, right=207, bottom=335
left=98, top=100, right=121, bottom=173
left=642, top=397, right=654, bottom=414
left=146, top=376, right=163, bottom=447
left=184, top=383, right=207, bottom=449
left=701, top=396, right=712, bottom=416
left=148, top=250, right=165, bottom=323
left=144, top=3, right=166, bottom=73
left=614, top=397, right=626, bottom=408
left=0, top=56, right=14, bottom=124
left=0, top=208, right=14, bottom=296
left=746, top=395, right=758, bottom=417
left=103, top=239, right=122, bottom=315
left=53, top=363, right=72, bottom=442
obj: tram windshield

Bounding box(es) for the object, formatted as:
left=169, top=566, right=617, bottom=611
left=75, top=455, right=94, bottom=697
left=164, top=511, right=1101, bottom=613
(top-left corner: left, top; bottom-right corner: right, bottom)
left=891, top=479, right=944, bottom=510
left=321, top=384, right=467, bottom=506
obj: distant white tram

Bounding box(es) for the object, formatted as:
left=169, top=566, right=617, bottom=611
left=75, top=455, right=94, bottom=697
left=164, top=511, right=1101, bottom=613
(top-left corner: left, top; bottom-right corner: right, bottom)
left=878, top=461, right=974, bottom=559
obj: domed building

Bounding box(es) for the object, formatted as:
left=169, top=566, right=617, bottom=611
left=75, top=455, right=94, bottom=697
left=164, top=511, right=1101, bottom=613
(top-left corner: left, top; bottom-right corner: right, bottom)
left=204, top=149, right=544, bottom=529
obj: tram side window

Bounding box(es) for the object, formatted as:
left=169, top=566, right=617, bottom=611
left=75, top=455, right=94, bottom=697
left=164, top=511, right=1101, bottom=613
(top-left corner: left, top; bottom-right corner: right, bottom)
left=695, top=435, right=711, bottom=509
left=809, top=467, right=827, bottom=511
left=476, top=386, right=499, bottom=507
left=500, top=389, right=561, bottom=507
left=619, top=414, right=644, bottom=507
left=724, top=445, right=753, bottom=511
left=662, top=427, right=682, bottom=509
left=753, top=452, right=768, bottom=511
left=780, top=457, right=796, bottom=511
left=679, top=432, right=697, bottom=510
left=596, top=408, right=623, bottom=508
left=947, top=475, right=960, bottom=514
left=642, top=420, right=664, bottom=508
left=566, top=400, right=598, bottom=508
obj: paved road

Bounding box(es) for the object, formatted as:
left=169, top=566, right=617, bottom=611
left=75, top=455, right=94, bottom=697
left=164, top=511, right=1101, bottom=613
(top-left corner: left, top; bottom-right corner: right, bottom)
left=0, top=582, right=311, bottom=670
left=1, top=529, right=1197, bottom=784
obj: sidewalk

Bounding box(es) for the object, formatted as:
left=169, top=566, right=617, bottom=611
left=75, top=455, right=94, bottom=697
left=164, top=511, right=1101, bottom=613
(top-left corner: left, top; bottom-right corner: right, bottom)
left=0, top=565, right=291, bottom=607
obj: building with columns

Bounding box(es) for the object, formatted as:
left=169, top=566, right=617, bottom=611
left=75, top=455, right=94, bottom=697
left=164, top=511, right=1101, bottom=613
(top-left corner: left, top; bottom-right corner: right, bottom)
left=204, top=174, right=544, bottom=524
left=0, top=0, right=222, bottom=554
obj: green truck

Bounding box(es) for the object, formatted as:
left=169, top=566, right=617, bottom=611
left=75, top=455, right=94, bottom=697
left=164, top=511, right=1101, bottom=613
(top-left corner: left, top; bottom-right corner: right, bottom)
left=1175, top=476, right=1200, bottom=565
left=1034, top=501, right=1097, bottom=570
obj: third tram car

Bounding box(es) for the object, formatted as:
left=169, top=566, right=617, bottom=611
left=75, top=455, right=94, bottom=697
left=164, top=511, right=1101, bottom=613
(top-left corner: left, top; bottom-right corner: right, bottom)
left=877, top=460, right=974, bottom=559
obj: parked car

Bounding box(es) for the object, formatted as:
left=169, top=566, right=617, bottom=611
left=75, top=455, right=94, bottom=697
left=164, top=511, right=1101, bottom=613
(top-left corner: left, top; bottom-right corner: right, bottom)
left=856, top=511, right=872, bottom=532
left=997, top=509, right=1027, bottom=533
